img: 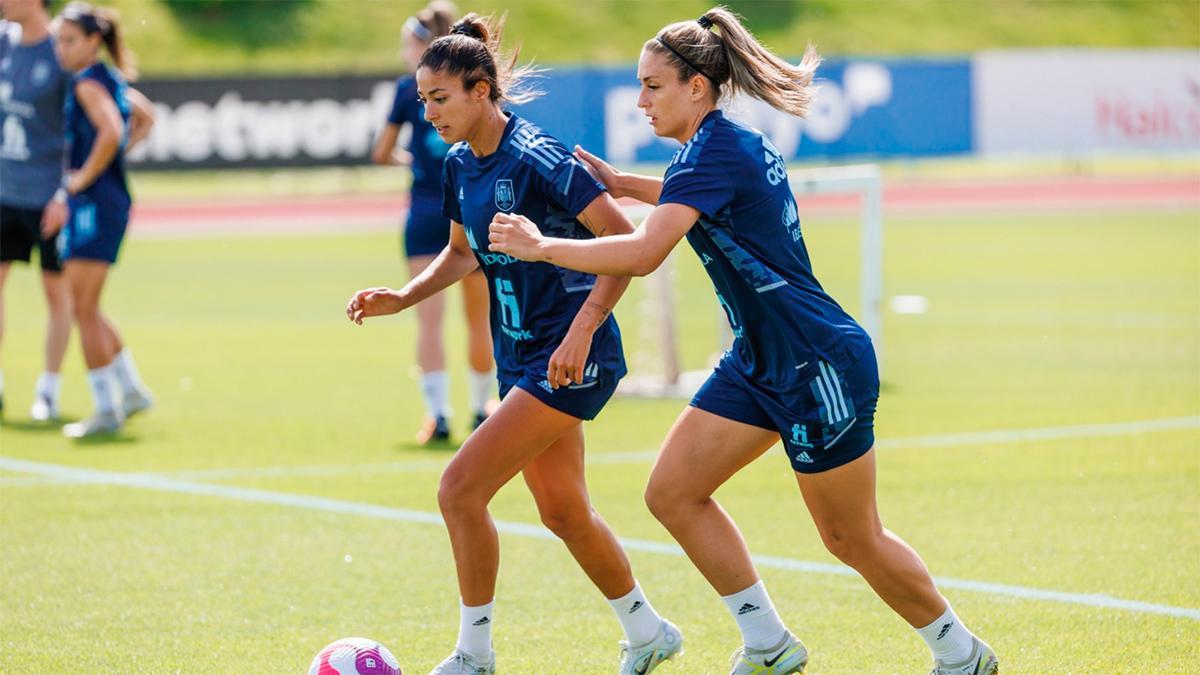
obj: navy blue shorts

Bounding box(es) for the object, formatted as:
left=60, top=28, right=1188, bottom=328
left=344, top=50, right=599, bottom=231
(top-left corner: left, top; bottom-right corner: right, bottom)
left=499, top=358, right=623, bottom=421
left=403, top=193, right=450, bottom=258
left=690, top=347, right=880, bottom=473
left=59, top=194, right=128, bottom=265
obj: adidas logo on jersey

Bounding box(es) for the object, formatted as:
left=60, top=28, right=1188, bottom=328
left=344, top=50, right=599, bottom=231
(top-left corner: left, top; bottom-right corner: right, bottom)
left=538, top=379, right=554, bottom=393
left=795, top=451, right=814, bottom=464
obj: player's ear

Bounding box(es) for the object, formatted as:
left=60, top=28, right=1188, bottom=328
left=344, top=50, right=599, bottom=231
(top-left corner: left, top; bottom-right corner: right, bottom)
left=690, top=74, right=708, bottom=103
left=471, top=79, right=491, bottom=103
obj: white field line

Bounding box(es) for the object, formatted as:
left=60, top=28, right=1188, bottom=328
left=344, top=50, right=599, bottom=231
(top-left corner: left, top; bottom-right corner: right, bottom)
left=0, top=454, right=1197, bottom=621
left=1, top=416, right=1196, bottom=488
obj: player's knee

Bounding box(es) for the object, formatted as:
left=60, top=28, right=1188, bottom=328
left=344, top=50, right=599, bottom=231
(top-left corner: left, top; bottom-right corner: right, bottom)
left=644, top=481, right=687, bottom=525
left=817, top=524, right=880, bottom=568
left=437, top=468, right=482, bottom=518
left=537, top=502, right=593, bottom=540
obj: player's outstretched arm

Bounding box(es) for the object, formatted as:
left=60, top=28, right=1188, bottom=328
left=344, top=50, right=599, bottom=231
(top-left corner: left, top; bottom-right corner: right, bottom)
left=573, top=145, right=664, bottom=204
left=347, top=221, right=479, bottom=325
left=488, top=202, right=698, bottom=278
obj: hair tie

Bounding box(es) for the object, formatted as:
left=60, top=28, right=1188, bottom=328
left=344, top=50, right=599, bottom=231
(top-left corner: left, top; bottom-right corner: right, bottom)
left=405, top=16, right=433, bottom=42
left=656, top=36, right=715, bottom=83
left=449, top=23, right=476, bottom=38
left=697, top=15, right=714, bottom=29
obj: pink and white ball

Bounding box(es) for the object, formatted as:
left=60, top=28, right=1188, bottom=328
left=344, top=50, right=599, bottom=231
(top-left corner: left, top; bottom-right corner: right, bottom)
left=309, top=637, right=401, bottom=675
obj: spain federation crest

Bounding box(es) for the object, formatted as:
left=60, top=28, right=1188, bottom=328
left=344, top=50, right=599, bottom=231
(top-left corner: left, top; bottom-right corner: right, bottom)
left=494, top=179, right=515, bottom=212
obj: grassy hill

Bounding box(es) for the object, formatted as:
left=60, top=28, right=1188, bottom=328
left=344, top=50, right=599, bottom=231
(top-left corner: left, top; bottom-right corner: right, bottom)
left=88, top=0, right=1200, bottom=76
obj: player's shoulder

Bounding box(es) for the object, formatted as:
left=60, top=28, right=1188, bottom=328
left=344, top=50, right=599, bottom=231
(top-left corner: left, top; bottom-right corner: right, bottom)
left=394, top=75, right=417, bottom=96
left=443, top=141, right=473, bottom=165
left=503, top=114, right=573, bottom=174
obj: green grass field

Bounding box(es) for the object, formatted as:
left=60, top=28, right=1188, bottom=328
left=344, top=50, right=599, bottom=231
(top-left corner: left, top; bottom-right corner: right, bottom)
left=96, top=0, right=1200, bottom=76
left=1, top=201, right=1198, bottom=673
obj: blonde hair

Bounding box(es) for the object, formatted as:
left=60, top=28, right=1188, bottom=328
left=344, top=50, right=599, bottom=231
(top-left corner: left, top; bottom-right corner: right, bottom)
left=648, top=5, right=819, bottom=117
left=60, top=2, right=138, bottom=81
left=418, top=12, right=543, bottom=105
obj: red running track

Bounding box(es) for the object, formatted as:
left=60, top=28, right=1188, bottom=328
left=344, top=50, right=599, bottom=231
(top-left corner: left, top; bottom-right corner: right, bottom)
left=130, top=175, right=1199, bottom=235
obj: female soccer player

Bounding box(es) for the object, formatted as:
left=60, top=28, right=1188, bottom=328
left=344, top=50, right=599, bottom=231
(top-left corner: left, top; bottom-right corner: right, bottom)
left=52, top=2, right=154, bottom=437
left=347, top=14, right=681, bottom=675
left=0, top=0, right=73, bottom=421
left=488, top=8, right=999, bottom=675
left=372, top=1, right=496, bottom=443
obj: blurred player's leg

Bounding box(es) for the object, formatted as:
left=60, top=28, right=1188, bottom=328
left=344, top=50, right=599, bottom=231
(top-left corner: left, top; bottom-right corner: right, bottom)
left=460, top=269, right=495, bottom=430
left=409, top=254, right=451, bottom=443
left=62, top=260, right=122, bottom=437
left=30, top=268, right=70, bottom=421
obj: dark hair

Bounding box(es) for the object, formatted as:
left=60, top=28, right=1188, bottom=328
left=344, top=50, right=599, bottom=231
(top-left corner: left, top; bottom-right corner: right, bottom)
left=648, top=5, right=819, bottom=117
left=59, top=1, right=138, bottom=81
left=406, top=0, right=456, bottom=43
left=417, top=12, right=541, bottom=105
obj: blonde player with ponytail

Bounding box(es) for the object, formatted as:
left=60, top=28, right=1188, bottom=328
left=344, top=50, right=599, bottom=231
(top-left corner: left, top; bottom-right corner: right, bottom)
left=489, top=7, right=999, bottom=674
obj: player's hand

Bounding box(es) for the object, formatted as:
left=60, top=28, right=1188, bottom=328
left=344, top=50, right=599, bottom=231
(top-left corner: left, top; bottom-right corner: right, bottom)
left=488, top=213, right=545, bottom=262
left=573, top=145, right=623, bottom=198
left=346, top=287, right=402, bottom=325
left=41, top=199, right=68, bottom=238
left=547, top=326, right=592, bottom=390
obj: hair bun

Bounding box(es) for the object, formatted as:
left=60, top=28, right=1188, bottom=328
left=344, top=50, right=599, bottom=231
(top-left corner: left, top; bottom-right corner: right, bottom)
left=449, top=18, right=486, bottom=41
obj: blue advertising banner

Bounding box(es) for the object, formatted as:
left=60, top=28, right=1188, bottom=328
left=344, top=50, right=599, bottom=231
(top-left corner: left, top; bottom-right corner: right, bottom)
left=513, top=58, right=973, bottom=164
left=127, top=57, right=972, bottom=170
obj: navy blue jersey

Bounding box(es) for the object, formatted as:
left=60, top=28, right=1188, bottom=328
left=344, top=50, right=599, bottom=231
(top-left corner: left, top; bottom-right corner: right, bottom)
left=65, top=62, right=130, bottom=206
left=386, top=76, right=451, bottom=196
left=0, top=23, right=69, bottom=208
left=660, top=110, right=871, bottom=390
left=442, top=114, right=626, bottom=382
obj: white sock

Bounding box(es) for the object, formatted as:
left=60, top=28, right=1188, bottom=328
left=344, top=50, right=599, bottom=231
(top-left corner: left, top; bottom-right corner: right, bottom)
left=420, top=370, right=449, bottom=419
left=722, top=580, right=790, bottom=651
left=607, top=581, right=664, bottom=646
left=0, top=369, right=5, bottom=396
left=35, top=371, right=62, bottom=402
left=87, top=364, right=117, bottom=415
left=468, top=369, right=494, bottom=415
left=456, top=599, right=493, bottom=660
left=917, top=605, right=975, bottom=664
left=112, top=348, right=147, bottom=396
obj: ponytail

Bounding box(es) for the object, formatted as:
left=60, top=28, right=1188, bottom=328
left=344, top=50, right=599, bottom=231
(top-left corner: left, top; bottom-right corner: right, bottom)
left=418, top=12, right=543, bottom=105
left=648, top=5, right=819, bottom=118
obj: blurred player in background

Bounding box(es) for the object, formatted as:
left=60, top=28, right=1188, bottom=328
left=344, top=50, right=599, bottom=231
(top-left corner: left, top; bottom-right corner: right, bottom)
left=0, top=0, right=72, bottom=421
left=348, top=14, right=681, bottom=675
left=52, top=1, right=154, bottom=437
left=372, top=0, right=496, bottom=444
left=488, top=7, right=999, bottom=675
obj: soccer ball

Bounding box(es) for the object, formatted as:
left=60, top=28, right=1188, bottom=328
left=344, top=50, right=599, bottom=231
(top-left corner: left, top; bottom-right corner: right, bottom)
left=308, top=637, right=402, bottom=675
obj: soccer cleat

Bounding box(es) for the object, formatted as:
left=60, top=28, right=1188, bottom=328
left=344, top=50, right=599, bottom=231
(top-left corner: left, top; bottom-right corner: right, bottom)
left=729, top=631, right=808, bottom=675
left=122, top=388, right=154, bottom=419
left=619, top=619, right=684, bottom=674
left=62, top=409, right=123, bottom=438
left=471, top=411, right=488, bottom=430
left=929, top=636, right=999, bottom=675
left=416, top=415, right=452, bottom=444
left=428, top=649, right=495, bottom=675
left=30, top=393, right=60, bottom=422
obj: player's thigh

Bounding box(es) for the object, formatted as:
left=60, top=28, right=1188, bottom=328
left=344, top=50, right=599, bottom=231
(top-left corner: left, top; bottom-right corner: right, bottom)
left=648, top=405, right=780, bottom=503
left=62, top=259, right=109, bottom=309
left=521, top=424, right=590, bottom=517
left=441, top=387, right=581, bottom=502
left=794, top=447, right=882, bottom=541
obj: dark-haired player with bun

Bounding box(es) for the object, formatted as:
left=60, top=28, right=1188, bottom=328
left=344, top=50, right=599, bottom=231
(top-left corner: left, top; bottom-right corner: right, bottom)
left=348, top=13, right=682, bottom=675
left=489, top=7, right=998, bottom=675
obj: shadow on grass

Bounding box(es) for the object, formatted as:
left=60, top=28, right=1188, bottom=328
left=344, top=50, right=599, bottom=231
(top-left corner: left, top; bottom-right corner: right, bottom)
left=394, top=438, right=461, bottom=453
left=0, top=417, right=80, bottom=432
